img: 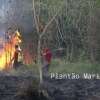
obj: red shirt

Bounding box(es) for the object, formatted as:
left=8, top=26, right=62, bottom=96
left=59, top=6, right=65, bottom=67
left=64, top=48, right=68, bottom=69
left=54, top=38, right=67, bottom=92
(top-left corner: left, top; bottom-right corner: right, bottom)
left=43, top=48, right=52, bottom=63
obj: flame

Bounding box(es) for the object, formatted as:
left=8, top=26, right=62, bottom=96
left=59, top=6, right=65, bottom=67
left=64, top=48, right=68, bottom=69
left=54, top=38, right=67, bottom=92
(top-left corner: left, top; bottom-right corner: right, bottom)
left=0, top=30, right=22, bottom=70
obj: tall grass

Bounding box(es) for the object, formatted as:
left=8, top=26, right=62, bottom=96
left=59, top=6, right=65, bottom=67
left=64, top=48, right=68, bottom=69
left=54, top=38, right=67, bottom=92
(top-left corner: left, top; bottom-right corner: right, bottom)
left=6, top=59, right=100, bottom=77
left=8, top=64, right=39, bottom=77
left=49, top=59, right=100, bottom=74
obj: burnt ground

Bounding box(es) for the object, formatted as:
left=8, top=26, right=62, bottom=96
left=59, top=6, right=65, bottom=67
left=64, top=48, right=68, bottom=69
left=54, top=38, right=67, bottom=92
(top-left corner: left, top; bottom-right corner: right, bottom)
left=44, top=78, right=100, bottom=100
left=0, top=73, right=100, bottom=100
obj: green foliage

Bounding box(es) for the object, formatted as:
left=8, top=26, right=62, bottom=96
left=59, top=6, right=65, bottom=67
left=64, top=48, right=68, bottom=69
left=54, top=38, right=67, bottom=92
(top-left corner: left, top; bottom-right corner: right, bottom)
left=23, top=0, right=100, bottom=63
left=35, top=0, right=65, bottom=24
left=50, top=59, right=100, bottom=74
left=96, top=0, right=100, bottom=7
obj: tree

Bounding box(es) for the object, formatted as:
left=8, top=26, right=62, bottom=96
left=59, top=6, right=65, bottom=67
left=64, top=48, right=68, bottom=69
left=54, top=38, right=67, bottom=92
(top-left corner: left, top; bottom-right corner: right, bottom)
left=32, top=0, right=65, bottom=84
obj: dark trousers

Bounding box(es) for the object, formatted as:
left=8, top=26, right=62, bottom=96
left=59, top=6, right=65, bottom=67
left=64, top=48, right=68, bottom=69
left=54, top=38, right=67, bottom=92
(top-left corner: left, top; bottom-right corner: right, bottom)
left=43, top=63, right=50, bottom=76
left=13, top=60, right=19, bottom=69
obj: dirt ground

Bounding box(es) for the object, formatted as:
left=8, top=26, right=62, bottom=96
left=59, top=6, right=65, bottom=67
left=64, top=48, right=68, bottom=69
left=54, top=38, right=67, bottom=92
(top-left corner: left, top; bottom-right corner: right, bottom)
left=0, top=72, right=100, bottom=100
left=44, top=77, right=100, bottom=100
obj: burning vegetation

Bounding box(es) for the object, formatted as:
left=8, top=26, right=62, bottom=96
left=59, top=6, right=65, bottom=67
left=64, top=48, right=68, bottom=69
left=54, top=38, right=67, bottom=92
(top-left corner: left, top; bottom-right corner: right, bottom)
left=0, top=30, right=22, bottom=70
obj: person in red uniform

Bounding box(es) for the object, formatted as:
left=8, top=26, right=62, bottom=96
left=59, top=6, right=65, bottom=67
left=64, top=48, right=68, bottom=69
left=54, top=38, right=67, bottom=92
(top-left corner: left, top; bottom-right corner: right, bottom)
left=42, top=47, right=52, bottom=72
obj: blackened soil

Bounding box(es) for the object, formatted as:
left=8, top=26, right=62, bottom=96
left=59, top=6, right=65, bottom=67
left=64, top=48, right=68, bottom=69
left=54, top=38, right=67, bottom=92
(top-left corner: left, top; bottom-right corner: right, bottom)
left=0, top=73, right=100, bottom=100
left=44, top=78, right=100, bottom=100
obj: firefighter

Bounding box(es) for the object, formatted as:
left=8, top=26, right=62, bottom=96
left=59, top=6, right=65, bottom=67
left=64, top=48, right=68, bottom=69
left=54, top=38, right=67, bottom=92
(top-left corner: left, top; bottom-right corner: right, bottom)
left=42, top=47, right=52, bottom=73
left=12, top=45, right=21, bottom=69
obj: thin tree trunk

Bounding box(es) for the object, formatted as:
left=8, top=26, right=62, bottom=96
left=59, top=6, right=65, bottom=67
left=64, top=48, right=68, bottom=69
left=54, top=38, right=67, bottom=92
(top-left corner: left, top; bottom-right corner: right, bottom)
left=37, top=36, right=43, bottom=84
left=32, top=0, right=43, bottom=84
left=32, top=0, right=63, bottom=84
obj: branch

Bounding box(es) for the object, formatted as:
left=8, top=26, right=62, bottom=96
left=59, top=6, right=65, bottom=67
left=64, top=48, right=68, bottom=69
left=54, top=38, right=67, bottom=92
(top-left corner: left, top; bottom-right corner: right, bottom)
left=40, top=4, right=64, bottom=39
left=40, top=12, right=58, bottom=38
left=32, top=0, right=39, bottom=33
left=54, top=19, right=63, bottom=40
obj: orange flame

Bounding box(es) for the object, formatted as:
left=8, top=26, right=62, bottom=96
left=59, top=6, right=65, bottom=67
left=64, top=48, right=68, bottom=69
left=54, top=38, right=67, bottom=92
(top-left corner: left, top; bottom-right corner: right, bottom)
left=0, top=30, right=22, bottom=70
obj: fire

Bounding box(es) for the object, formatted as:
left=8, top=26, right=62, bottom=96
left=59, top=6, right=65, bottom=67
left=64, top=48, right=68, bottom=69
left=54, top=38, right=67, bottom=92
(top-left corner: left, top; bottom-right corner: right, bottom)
left=0, top=30, right=22, bottom=70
